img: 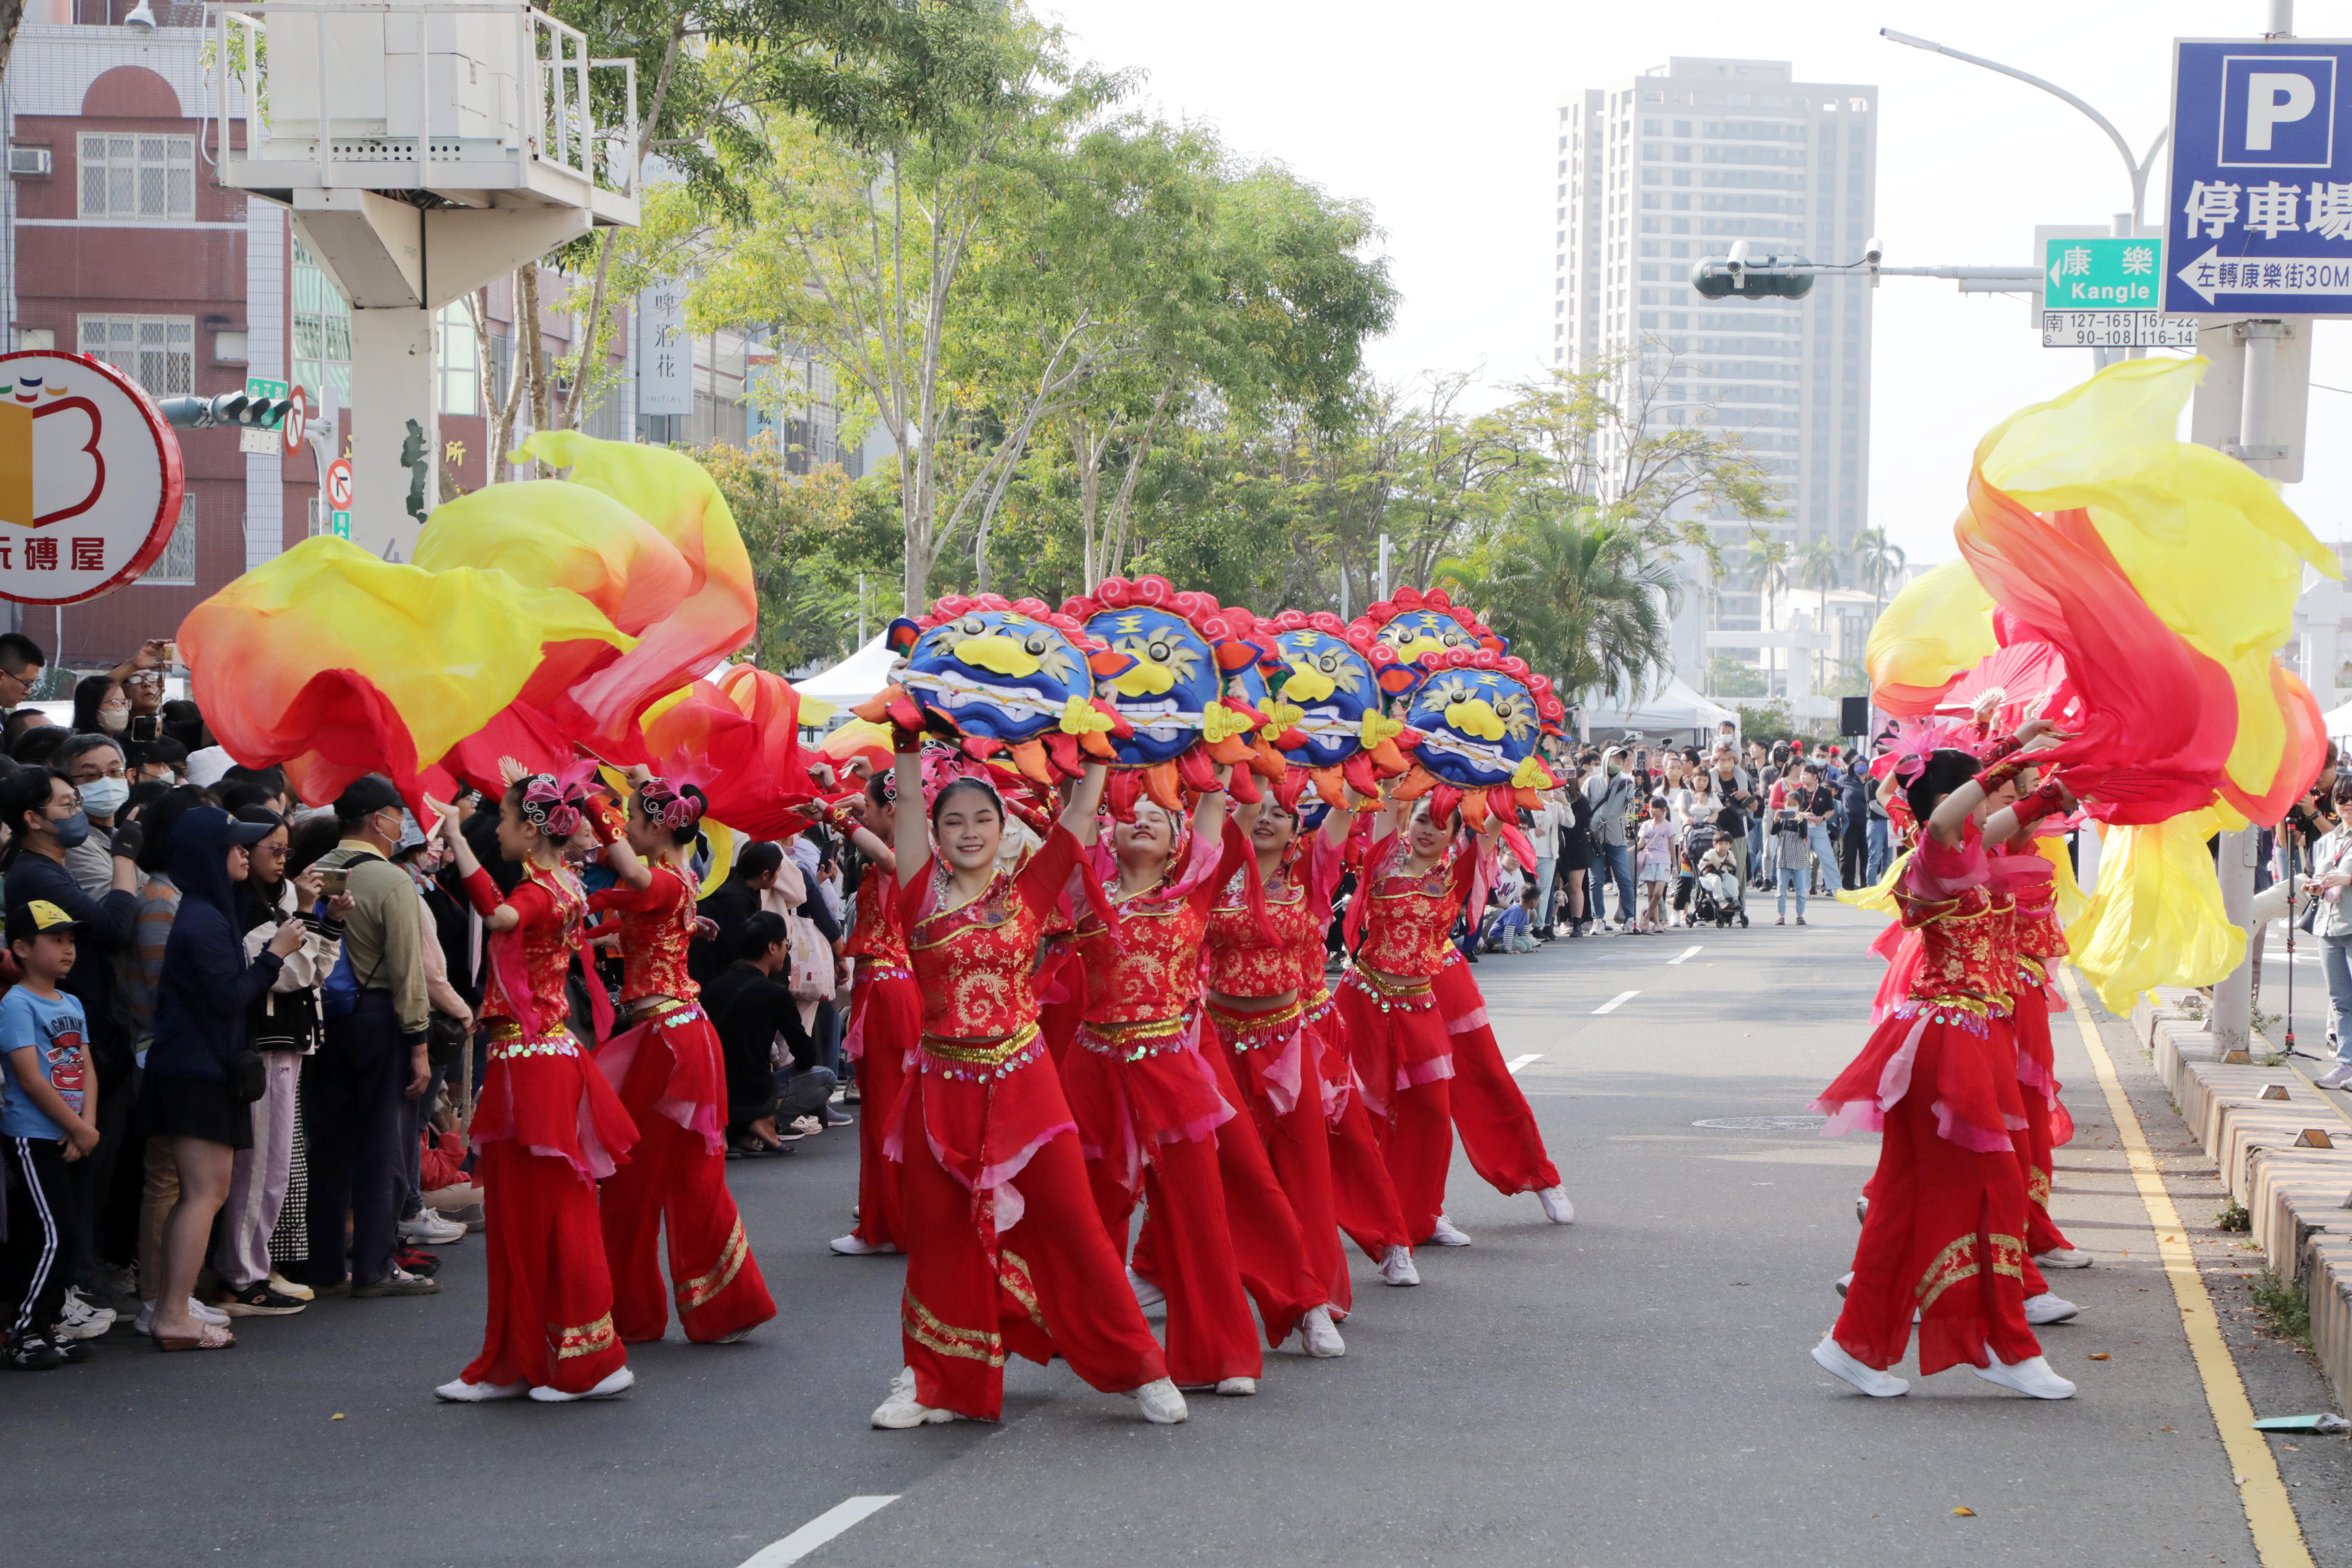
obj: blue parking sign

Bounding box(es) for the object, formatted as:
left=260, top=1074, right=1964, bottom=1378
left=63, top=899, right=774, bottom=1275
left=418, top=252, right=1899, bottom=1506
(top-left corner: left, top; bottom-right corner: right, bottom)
left=2168, top=38, right=2352, bottom=312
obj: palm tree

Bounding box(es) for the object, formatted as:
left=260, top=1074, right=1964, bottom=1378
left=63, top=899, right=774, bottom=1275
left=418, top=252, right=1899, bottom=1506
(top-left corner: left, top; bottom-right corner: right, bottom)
left=1850, top=527, right=1906, bottom=622
left=1744, top=532, right=1790, bottom=696
left=1795, top=538, right=1843, bottom=689
left=1441, top=505, right=1680, bottom=706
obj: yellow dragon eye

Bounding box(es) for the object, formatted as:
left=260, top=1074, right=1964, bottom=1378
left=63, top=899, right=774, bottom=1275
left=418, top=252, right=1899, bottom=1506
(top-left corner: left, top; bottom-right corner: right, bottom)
left=959, top=615, right=987, bottom=636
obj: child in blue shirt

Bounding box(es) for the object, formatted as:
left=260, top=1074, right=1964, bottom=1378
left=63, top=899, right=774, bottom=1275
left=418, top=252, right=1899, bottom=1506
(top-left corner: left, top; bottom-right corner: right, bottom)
left=2, top=898, right=97, bottom=1370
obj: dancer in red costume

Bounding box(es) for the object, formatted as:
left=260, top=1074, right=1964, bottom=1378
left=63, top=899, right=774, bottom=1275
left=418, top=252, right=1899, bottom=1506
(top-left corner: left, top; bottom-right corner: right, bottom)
left=869, top=748, right=1185, bottom=1428
left=1426, top=842, right=1575, bottom=1238
left=1339, top=797, right=1478, bottom=1249
left=1204, top=790, right=1414, bottom=1324
left=434, top=771, right=640, bottom=1404
left=830, top=773, right=917, bottom=1257
left=1065, top=785, right=1287, bottom=1395
left=589, top=775, right=777, bottom=1344
left=2005, top=812, right=2092, bottom=1280
left=1811, top=730, right=2079, bottom=1400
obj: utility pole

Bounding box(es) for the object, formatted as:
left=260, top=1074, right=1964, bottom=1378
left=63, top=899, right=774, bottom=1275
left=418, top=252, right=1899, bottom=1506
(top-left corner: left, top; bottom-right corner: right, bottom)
left=1378, top=534, right=1393, bottom=602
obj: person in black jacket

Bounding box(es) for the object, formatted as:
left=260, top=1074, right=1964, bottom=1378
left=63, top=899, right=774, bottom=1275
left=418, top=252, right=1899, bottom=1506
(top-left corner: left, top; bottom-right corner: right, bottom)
left=143, top=807, right=304, bottom=1349
left=690, top=840, right=783, bottom=987
left=706, top=912, right=829, bottom=1153
left=0, top=767, right=141, bottom=1301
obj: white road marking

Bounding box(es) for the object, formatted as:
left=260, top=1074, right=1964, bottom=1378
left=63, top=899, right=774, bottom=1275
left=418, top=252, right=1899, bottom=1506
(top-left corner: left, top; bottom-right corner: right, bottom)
left=737, top=1496, right=902, bottom=1568
left=1668, top=945, right=1702, bottom=965
left=1594, top=990, right=1639, bottom=1015
left=1505, top=1053, right=1542, bottom=1074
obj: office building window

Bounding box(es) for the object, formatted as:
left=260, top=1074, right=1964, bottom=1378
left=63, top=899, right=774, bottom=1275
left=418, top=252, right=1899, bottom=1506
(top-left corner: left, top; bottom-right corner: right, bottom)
left=77, top=134, right=194, bottom=221
left=78, top=314, right=192, bottom=396
left=436, top=303, right=479, bottom=415
left=141, top=494, right=197, bottom=584
left=292, top=238, right=353, bottom=408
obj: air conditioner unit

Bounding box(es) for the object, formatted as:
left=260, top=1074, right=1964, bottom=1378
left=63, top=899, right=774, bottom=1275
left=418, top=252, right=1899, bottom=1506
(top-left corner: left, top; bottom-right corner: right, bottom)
left=8, top=146, right=53, bottom=177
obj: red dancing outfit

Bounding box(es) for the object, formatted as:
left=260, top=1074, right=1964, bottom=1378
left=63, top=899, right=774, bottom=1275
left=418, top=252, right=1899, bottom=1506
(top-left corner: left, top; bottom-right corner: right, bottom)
left=459, top=862, right=639, bottom=1394
left=1432, top=945, right=1562, bottom=1196
left=1814, top=827, right=2042, bottom=1376
left=1202, top=831, right=1408, bottom=1317
left=842, top=860, right=917, bottom=1250
left=1339, top=833, right=1473, bottom=1244
left=589, top=864, right=776, bottom=1344
left=1065, top=826, right=1269, bottom=1384
left=1998, top=844, right=2077, bottom=1268
left=891, top=827, right=1167, bottom=1420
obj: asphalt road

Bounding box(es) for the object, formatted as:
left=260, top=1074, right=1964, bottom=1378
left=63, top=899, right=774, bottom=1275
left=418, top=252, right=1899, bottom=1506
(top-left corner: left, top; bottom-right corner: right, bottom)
left=8, top=892, right=2346, bottom=1568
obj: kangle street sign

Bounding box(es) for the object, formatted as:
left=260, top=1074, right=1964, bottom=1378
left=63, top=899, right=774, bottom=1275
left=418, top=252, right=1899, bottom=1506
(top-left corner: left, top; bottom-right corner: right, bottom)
left=2044, top=237, right=2163, bottom=308
left=2168, top=39, right=2352, bottom=312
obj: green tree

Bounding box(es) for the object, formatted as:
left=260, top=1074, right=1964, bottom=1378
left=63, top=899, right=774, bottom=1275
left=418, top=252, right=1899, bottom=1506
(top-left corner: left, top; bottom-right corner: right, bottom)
left=1744, top=533, right=1791, bottom=696
left=1794, top=538, right=1843, bottom=688
left=1438, top=505, right=1680, bottom=704
left=693, top=442, right=902, bottom=672
left=1850, top=526, right=1906, bottom=622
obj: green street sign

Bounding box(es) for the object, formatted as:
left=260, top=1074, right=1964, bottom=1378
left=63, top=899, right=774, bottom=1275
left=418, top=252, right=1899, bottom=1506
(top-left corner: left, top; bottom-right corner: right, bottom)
left=2043, top=237, right=2162, bottom=310
left=330, top=509, right=350, bottom=539
left=244, top=376, right=289, bottom=401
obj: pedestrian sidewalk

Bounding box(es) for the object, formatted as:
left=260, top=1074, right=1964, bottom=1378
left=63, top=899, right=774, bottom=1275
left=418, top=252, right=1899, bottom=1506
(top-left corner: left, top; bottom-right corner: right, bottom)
left=2134, top=987, right=2352, bottom=1407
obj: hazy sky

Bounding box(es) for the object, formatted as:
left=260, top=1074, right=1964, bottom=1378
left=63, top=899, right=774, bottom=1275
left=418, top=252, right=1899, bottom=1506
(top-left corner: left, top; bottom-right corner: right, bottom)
left=1042, top=0, right=2352, bottom=570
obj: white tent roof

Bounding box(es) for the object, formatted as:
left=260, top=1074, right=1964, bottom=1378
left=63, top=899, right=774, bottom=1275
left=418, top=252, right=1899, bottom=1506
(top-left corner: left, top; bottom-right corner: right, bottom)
left=1581, top=676, right=1740, bottom=739
left=791, top=633, right=898, bottom=707
left=2325, top=696, right=2352, bottom=736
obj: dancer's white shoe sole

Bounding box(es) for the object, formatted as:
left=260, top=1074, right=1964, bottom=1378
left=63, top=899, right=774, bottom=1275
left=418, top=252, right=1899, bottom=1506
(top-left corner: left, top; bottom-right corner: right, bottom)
left=2033, top=1247, right=2094, bottom=1270
left=1834, top=1270, right=1853, bottom=1297
left=1128, top=1377, right=1189, bottom=1424
left=1538, top=1186, right=1575, bottom=1225
left=1378, top=1246, right=1420, bottom=1286
left=1974, top=1351, right=2077, bottom=1399
left=529, top=1366, right=634, bottom=1402
left=1811, top=1337, right=1908, bottom=1398
left=1293, top=1306, right=1346, bottom=1358
left=434, top=1377, right=528, bottom=1402
left=829, top=1233, right=896, bottom=1256
left=2023, top=1293, right=2079, bottom=1325
left=1214, top=1377, right=1256, bottom=1396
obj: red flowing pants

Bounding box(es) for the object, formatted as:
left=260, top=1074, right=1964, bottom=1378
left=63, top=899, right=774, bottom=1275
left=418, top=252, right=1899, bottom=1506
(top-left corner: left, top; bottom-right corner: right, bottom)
left=1202, top=1008, right=1352, bottom=1316
left=898, top=1105, right=1167, bottom=1421
left=1433, top=961, right=1562, bottom=1195
left=848, top=974, right=920, bottom=1250
left=2010, top=984, right=2074, bottom=1262
left=599, top=1014, right=776, bottom=1344
left=1830, top=1026, right=2042, bottom=1376
left=1087, top=1133, right=1261, bottom=1386
left=463, top=1140, right=629, bottom=1393
left=1337, top=982, right=1455, bottom=1247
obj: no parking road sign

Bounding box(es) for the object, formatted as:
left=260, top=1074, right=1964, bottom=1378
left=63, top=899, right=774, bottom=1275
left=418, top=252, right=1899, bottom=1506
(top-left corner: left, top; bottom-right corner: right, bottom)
left=325, top=457, right=354, bottom=511
left=2168, top=39, right=2352, bottom=312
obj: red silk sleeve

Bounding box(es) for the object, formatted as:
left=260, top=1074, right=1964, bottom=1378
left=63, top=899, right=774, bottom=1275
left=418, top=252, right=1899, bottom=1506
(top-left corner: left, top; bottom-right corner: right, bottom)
left=461, top=866, right=502, bottom=919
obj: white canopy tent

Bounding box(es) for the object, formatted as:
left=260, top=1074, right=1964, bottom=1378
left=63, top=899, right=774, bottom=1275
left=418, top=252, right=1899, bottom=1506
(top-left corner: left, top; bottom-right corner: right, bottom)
left=790, top=633, right=899, bottom=713
left=1580, top=677, right=1740, bottom=744
left=2324, top=695, right=2352, bottom=738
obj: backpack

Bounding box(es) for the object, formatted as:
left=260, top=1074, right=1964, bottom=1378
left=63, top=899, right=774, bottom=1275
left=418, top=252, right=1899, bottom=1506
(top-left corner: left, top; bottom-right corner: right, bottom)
left=785, top=910, right=833, bottom=1003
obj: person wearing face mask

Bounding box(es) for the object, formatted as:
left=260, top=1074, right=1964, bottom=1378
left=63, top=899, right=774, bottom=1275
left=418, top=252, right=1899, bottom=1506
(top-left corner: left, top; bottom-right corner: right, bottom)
left=71, top=675, right=131, bottom=744
left=389, top=816, right=476, bottom=1255
left=1, top=766, right=141, bottom=1330
left=56, top=735, right=131, bottom=898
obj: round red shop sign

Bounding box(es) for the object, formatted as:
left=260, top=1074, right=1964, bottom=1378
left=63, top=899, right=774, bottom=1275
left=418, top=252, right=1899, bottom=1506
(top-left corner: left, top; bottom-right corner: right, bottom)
left=0, top=350, right=186, bottom=606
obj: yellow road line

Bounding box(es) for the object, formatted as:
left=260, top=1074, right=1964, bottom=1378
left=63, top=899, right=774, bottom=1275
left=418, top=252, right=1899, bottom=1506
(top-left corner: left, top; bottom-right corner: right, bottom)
left=2057, top=966, right=2312, bottom=1568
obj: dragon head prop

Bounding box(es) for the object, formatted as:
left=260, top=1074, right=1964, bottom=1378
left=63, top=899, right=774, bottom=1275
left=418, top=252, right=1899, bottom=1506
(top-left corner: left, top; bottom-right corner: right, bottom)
left=1357, top=585, right=1507, bottom=670
left=864, top=594, right=1133, bottom=780
left=1255, top=610, right=1423, bottom=810
left=1060, top=576, right=1270, bottom=813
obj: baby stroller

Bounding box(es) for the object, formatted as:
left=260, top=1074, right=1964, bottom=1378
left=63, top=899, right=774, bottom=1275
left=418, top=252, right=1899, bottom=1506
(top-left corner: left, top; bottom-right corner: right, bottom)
left=1689, top=839, right=1747, bottom=928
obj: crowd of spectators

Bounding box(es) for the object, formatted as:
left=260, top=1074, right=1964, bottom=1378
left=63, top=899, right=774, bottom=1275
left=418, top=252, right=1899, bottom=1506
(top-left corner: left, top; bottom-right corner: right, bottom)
left=0, top=632, right=861, bottom=1369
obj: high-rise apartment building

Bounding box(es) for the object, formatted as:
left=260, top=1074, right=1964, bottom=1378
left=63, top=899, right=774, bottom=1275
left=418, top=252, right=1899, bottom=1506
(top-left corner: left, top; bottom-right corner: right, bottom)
left=1553, top=57, right=1877, bottom=552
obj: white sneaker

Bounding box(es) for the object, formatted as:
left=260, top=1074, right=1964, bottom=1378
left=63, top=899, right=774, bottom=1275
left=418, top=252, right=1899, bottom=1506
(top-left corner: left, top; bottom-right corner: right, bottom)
left=1129, top=1377, right=1189, bottom=1424
left=1811, top=1336, right=1908, bottom=1397
left=434, top=1377, right=528, bottom=1402
left=529, top=1366, right=635, bottom=1402
left=1855, top=1195, right=1869, bottom=1225
left=1127, top=1267, right=1167, bottom=1315
left=1292, top=1306, right=1346, bottom=1359
left=2315, top=1063, right=2352, bottom=1090
left=2023, top=1293, right=2079, bottom=1325
left=871, top=1367, right=960, bottom=1428
left=1378, top=1245, right=1420, bottom=1287
left=57, top=1288, right=115, bottom=1341
left=1538, top=1186, right=1575, bottom=1225
left=1834, top=1270, right=1853, bottom=1298
left=138, top=1296, right=227, bottom=1335
left=1974, top=1348, right=2077, bottom=1399
left=267, top=1272, right=316, bottom=1302
left=1214, top=1377, right=1257, bottom=1396
left=1428, top=1215, right=1473, bottom=1247
left=829, top=1232, right=895, bottom=1256
left=2034, top=1247, right=2094, bottom=1270
left=400, top=1209, right=466, bottom=1246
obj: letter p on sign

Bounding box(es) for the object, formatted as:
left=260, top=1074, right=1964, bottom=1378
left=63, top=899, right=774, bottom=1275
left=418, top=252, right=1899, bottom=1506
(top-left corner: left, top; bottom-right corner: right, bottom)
left=2223, top=55, right=2337, bottom=166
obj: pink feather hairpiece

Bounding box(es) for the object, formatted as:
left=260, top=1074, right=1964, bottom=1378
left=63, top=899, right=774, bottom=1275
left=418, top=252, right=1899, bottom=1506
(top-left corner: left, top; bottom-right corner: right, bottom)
left=1873, top=717, right=1970, bottom=785
left=518, top=758, right=600, bottom=840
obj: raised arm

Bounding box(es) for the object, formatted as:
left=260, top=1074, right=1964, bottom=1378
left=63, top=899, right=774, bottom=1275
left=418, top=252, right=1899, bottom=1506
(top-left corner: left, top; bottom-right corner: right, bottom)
left=1060, top=761, right=1108, bottom=846
left=436, top=800, right=521, bottom=932
left=1190, top=766, right=1231, bottom=847
left=892, top=748, right=928, bottom=882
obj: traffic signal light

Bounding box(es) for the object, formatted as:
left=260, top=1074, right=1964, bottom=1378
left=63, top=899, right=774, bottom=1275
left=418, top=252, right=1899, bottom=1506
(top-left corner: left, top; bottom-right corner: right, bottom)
left=156, top=392, right=298, bottom=429
left=1689, top=253, right=1815, bottom=301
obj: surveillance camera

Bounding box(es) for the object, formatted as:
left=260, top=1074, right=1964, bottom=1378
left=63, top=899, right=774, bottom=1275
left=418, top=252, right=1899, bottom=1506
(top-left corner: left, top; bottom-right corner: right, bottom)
left=1863, top=237, right=1883, bottom=264
left=1727, top=240, right=1751, bottom=268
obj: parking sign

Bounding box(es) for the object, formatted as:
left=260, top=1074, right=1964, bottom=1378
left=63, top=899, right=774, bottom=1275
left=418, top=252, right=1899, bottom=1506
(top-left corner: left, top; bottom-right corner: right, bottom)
left=2168, top=39, right=2352, bottom=312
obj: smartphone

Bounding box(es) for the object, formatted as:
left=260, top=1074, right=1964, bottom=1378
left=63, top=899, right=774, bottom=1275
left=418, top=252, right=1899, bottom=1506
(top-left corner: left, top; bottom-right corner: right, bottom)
left=128, top=714, right=158, bottom=744
left=317, top=868, right=351, bottom=899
